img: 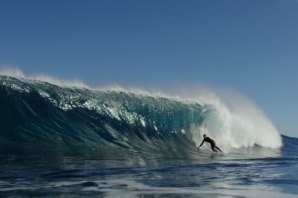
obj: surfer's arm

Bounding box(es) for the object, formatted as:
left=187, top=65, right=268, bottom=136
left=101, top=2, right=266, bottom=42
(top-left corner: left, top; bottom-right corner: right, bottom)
left=198, top=140, right=205, bottom=148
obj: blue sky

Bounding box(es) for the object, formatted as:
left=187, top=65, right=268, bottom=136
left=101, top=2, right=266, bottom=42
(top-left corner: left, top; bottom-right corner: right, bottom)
left=0, top=0, right=297, bottom=137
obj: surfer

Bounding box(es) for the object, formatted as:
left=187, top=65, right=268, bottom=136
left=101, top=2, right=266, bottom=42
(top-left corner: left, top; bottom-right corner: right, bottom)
left=198, top=134, right=222, bottom=153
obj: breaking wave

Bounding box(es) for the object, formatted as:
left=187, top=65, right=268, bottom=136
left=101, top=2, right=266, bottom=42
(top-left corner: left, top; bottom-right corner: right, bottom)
left=0, top=71, right=282, bottom=158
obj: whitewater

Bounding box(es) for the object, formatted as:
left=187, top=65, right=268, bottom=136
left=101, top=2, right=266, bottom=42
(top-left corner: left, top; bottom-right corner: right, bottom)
left=0, top=71, right=297, bottom=197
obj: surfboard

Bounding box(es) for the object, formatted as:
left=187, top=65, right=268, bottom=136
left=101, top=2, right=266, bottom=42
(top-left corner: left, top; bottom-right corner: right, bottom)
left=197, top=147, right=224, bottom=156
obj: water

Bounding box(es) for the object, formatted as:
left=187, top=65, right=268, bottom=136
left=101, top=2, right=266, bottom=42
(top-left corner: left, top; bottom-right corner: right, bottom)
left=0, top=74, right=297, bottom=197
left=1, top=144, right=298, bottom=197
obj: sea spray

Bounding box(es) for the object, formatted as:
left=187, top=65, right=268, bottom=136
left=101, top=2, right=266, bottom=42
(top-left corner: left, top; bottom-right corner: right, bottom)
left=189, top=90, right=282, bottom=151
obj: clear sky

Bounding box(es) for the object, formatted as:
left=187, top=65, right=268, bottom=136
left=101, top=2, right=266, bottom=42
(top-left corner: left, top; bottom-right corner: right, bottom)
left=0, top=0, right=297, bottom=137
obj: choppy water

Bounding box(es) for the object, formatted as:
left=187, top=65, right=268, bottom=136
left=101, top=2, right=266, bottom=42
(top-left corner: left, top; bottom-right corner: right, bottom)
left=1, top=139, right=298, bottom=198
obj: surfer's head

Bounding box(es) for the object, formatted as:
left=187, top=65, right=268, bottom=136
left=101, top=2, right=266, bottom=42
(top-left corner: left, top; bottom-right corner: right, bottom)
left=203, top=134, right=206, bottom=138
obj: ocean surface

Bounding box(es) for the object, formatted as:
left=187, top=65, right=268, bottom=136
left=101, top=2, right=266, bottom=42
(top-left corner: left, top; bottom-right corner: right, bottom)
left=0, top=75, right=297, bottom=197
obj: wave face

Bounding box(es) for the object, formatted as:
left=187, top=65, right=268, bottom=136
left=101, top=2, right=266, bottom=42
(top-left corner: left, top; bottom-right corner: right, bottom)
left=282, top=135, right=298, bottom=157
left=0, top=75, right=282, bottom=157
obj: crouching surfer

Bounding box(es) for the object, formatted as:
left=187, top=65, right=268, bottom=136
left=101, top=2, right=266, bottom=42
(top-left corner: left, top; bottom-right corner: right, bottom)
left=197, top=134, right=222, bottom=153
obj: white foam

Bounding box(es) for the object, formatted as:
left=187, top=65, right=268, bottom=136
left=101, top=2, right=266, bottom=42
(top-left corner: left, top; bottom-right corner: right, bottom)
left=188, top=88, right=282, bottom=150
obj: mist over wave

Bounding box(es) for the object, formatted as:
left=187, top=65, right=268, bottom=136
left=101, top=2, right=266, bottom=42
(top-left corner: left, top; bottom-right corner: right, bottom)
left=0, top=69, right=282, bottom=157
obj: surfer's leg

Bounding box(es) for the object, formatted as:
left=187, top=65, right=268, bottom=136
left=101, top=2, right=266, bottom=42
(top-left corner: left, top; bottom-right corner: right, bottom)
left=211, top=145, right=218, bottom=152
left=214, top=146, right=222, bottom=153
